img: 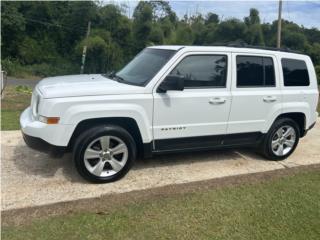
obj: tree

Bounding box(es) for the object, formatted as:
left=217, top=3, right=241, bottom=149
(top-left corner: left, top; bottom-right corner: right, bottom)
left=190, top=14, right=206, bottom=44
left=214, top=19, right=247, bottom=43
left=76, top=32, right=122, bottom=73
left=149, top=24, right=164, bottom=45
left=132, top=2, right=153, bottom=51
left=160, top=17, right=174, bottom=39
left=1, top=2, right=320, bottom=77
left=174, top=23, right=194, bottom=45
left=245, top=9, right=264, bottom=45
left=315, top=65, right=320, bottom=85
left=1, top=2, right=26, bottom=58
left=244, top=8, right=260, bottom=25
left=282, top=30, right=307, bottom=50
left=205, top=12, right=219, bottom=25
left=150, top=1, right=175, bottom=22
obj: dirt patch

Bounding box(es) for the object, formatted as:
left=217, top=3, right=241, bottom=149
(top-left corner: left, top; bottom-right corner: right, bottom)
left=2, top=163, right=319, bottom=227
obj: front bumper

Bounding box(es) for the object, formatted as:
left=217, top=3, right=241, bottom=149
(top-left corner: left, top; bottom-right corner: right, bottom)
left=20, top=107, right=73, bottom=156
left=22, top=132, right=66, bottom=157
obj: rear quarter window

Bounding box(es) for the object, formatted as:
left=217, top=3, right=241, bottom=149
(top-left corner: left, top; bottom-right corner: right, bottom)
left=281, top=58, right=310, bottom=86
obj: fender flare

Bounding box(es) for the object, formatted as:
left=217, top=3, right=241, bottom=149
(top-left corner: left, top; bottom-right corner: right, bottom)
left=62, top=103, right=153, bottom=143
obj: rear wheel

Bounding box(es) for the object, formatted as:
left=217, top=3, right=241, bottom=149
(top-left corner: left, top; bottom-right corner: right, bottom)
left=73, top=125, right=136, bottom=183
left=260, top=118, right=300, bottom=160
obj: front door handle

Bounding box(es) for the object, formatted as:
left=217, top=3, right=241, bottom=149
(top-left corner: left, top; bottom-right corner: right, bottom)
left=209, top=97, right=226, bottom=105
left=263, top=96, right=277, bottom=103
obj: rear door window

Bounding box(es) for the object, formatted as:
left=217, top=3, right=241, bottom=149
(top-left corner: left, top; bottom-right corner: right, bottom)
left=236, top=56, right=275, bottom=87
left=281, top=58, right=310, bottom=86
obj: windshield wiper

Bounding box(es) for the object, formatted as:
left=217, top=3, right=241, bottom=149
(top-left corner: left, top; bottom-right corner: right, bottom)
left=113, top=74, right=127, bottom=83
left=102, top=72, right=116, bottom=80
left=104, top=72, right=138, bottom=86
left=101, top=72, right=126, bottom=83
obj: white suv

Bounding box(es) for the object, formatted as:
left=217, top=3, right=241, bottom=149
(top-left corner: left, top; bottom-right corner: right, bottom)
left=20, top=45, right=319, bottom=183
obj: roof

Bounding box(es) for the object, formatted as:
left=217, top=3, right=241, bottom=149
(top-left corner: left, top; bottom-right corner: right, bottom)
left=148, top=45, right=307, bottom=57
left=149, top=45, right=184, bottom=51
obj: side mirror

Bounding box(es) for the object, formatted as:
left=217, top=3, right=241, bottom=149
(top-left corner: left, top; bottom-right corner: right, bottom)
left=157, top=75, right=185, bottom=93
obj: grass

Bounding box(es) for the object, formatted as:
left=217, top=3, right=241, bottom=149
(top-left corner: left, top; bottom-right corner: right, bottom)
left=1, top=86, right=32, bottom=130
left=2, top=170, right=320, bottom=240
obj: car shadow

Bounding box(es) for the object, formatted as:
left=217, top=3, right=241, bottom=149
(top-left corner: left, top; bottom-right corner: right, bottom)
left=134, top=147, right=267, bottom=170
left=11, top=142, right=85, bottom=183
left=11, top=140, right=267, bottom=183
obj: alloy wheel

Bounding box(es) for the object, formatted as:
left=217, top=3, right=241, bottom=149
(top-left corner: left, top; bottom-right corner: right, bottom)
left=271, top=125, right=296, bottom=156
left=84, top=135, right=128, bottom=177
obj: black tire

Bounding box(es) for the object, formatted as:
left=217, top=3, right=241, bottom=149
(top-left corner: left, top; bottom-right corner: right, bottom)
left=260, top=118, right=300, bottom=161
left=73, top=125, right=136, bottom=183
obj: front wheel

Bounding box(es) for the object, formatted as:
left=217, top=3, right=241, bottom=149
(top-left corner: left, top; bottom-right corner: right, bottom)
left=73, top=125, right=136, bottom=183
left=260, top=118, right=300, bottom=161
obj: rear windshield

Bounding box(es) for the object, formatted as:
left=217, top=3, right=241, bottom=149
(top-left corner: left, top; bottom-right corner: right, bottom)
left=281, top=58, right=310, bottom=86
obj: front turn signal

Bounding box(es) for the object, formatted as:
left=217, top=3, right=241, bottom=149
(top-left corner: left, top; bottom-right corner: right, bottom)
left=39, top=116, right=60, bottom=124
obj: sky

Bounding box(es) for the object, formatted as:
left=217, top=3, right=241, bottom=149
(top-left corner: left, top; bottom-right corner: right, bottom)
left=104, top=0, right=320, bottom=29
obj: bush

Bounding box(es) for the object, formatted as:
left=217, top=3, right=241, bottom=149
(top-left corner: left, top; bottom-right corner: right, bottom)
left=1, top=58, right=33, bottom=78
left=316, top=65, right=320, bottom=85
left=1, top=58, right=78, bottom=78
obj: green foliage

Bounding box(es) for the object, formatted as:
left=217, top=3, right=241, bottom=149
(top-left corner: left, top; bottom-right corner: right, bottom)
left=1, top=2, right=320, bottom=79
left=245, top=9, right=264, bottom=46
left=15, top=85, right=32, bottom=94
left=1, top=2, right=26, bottom=58
left=214, top=19, right=248, bottom=43
left=2, top=58, right=77, bottom=78
left=282, top=30, right=307, bottom=50
left=149, top=24, right=164, bottom=45
left=205, top=12, right=219, bottom=25
left=174, top=23, right=194, bottom=45
left=315, top=65, right=320, bottom=85
left=307, top=43, right=320, bottom=65
left=76, top=34, right=123, bottom=73
left=133, top=2, right=153, bottom=51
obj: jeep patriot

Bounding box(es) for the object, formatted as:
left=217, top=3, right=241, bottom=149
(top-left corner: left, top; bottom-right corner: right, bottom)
left=20, top=45, right=319, bottom=183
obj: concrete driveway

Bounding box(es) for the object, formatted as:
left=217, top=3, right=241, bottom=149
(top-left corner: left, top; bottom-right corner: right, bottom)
left=1, top=123, right=320, bottom=211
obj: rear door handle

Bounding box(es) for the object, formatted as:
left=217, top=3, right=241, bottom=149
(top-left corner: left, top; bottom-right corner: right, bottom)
left=209, top=97, right=226, bottom=105
left=263, top=96, right=277, bottom=103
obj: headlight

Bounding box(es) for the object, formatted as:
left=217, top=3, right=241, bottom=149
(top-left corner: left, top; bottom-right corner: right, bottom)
left=30, top=89, right=60, bottom=124
left=31, top=92, right=40, bottom=117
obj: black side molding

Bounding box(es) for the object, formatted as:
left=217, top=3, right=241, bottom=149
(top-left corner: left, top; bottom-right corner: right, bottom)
left=143, top=132, right=265, bottom=157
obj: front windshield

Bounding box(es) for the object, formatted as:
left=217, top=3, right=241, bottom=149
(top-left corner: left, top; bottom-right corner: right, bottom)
left=115, top=48, right=176, bottom=86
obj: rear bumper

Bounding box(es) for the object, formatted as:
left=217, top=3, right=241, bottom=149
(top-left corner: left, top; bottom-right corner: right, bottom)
left=22, top=132, right=66, bottom=157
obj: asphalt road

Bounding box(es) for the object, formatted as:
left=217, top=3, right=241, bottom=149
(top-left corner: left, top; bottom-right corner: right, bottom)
left=1, top=122, right=320, bottom=211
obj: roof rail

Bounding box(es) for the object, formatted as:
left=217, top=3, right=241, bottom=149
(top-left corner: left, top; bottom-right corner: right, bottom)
left=205, top=42, right=301, bottom=54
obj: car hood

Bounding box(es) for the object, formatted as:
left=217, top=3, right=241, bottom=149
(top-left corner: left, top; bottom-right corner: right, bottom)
left=36, top=74, right=145, bottom=98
